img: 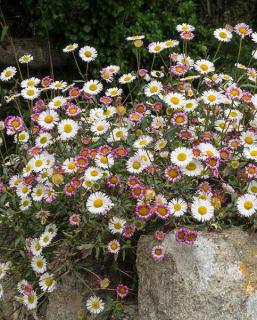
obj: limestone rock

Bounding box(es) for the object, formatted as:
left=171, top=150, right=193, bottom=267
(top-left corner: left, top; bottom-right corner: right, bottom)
left=137, top=227, right=257, bottom=320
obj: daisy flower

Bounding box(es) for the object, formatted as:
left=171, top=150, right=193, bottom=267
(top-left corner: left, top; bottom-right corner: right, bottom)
left=126, top=35, right=145, bottom=41
left=30, top=239, right=42, bottom=256
left=19, top=54, right=33, bottom=63
left=21, top=87, right=40, bottom=100
left=108, top=217, right=126, bottom=234
left=38, top=110, right=59, bottom=130
left=116, top=284, right=129, bottom=298
left=21, top=77, right=40, bottom=88
left=86, top=192, right=114, bottom=215
left=83, top=80, right=103, bottom=95
left=0, top=66, right=17, bottom=81
left=63, top=43, right=78, bottom=53
left=86, top=296, right=105, bottom=314
left=105, top=87, right=123, bottom=97
left=48, top=96, right=67, bottom=109
left=202, top=90, right=223, bottom=105
left=95, top=154, right=114, bottom=169
left=31, top=255, right=47, bottom=274
left=84, top=167, right=103, bottom=181
left=154, top=204, right=170, bottom=219
left=107, top=239, right=121, bottom=253
left=50, top=80, right=67, bottom=90
left=243, top=145, right=257, bottom=161
left=234, top=23, right=252, bottom=37
left=176, top=23, right=195, bottom=32
left=148, top=41, right=165, bottom=54
left=144, top=81, right=163, bottom=97
left=91, top=120, right=110, bottom=135
left=35, top=132, right=52, bottom=147
left=236, top=193, right=257, bottom=217
left=164, top=92, right=185, bottom=109
left=151, top=245, right=165, bottom=261
left=248, top=181, right=257, bottom=195
left=164, top=165, right=182, bottom=182
left=31, top=184, right=45, bottom=201
left=191, top=198, right=214, bottom=222
left=126, top=156, right=146, bottom=174
left=79, top=46, right=98, bottom=62
left=133, top=135, right=153, bottom=149
left=119, top=73, right=136, bottom=84
left=170, top=147, right=193, bottom=167
left=169, top=198, right=187, bottom=217
left=23, top=291, right=38, bottom=310
left=0, top=262, right=9, bottom=280
left=39, top=273, right=56, bottom=292
left=214, top=28, right=232, bottom=42
left=57, top=119, right=79, bottom=140
left=195, top=59, right=215, bottom=74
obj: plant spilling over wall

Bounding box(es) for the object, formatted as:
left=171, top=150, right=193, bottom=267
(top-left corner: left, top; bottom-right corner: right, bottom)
left=1, top=22, right=257, bottom=318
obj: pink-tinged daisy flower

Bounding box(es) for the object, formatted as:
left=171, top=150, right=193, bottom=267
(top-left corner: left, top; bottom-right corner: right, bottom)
left=33, top=99, right=45, bottom=113
left=71, top=177, right=82, bottom=189
left=134, top=103, right=147, bottom=114
left=28, top=146, right=42, bottom=157
left=127, top=177, right=141, bottom=188
left=135, top=203, right=152, bottom=220
left=226, top=84, right=242, bottom=99
left=154, top=230, right=166, bottom=241
left=17, top=280, right=33, bottom=296
left=113, top=147, right=129, bottom=158
left=100, top=96, right=113, bottom=105
left=88, top=148, right=98, bottom=159
left=122, top=224, right=136, bottom=238
left=234, top=23, right=252, bottom=37
left=146, top=164, right=159, bottom=175
left=179, top=130, right=193, bottom=141
left=41, top=76, right=53, bottom=88
left=4, top=116, right=24, bottom=134
left=241, top=91, right=252, bottom=104
left=151, top=101, right=163, bottom=112
left=98, top=145, right=112, bottom=156
left=164, top=166, right=182, bottom=183
left=100, top=68, right=114, bottom=83
left=228, top=138, right=241, bottom=150
left=138, top=68, right=148, bottom=77
left=154, top=204, right=170, bottom=220
left=64, top=183, right=76, bottom=196
left=116, top=284, right=129, bottom=298
left=69, top=213, right=81, bottom=226
left=151, top=245, right=165, bottom=261
left=75, top=156, right=89, bottom=169
left=69, top=87, right=81, bottom=99
left=205, top=156, right=220, bottom=169
left=198, top=181, right=212, bottom=195
left=171, top=63, right=188, bottom=76
left=247, top=68, right=256, bottom=82
left=185, top=230, right=198, bottom=244
left=129, top=112, right=143, bottom=123
left=219, top=147, right=232, bottom=161
left=43, top=187, right=56, bottom=203
left=171, top=112, right=188, bottom=126
left=106, top=175, right=121, bottom=188
left=65, top=103, right=81, bottom=117
left=180, top=31, right=194, bottom=40
left=130, top=184, right=145, bottom=200
left=245, top=164, right=257, bottom=178
left=175, top=227, right=188, bottom=243
left=107, top=239, right=120, bottom=253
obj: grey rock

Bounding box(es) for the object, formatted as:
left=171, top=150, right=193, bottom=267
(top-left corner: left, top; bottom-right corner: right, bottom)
left=137, top=227, right=257, bottom=320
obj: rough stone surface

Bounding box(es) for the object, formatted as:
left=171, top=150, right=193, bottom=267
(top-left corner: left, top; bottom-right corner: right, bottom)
left=0, top=38, right=65, bottom=69
left=137, top=227, right=257, bottom=320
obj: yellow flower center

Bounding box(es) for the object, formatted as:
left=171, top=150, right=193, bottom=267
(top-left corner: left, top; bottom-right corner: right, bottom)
left=200, top=64, right=208, bottom=71
left=186, top=162, right=196, bottom=170
left=173, top=203, right=181, bottom=211
left=198, top=206, right=207, bottom=215
left=63, top=124, right=72, bottom=133
left=244, top=200, right=253, bottom=209
left=84, top=50, right=92, bottom=57
left=177, top=153, right=187, bottom=161
left=26, top=89, right=35, bottom=96
left=132, top=161, right=141, bottom=169
left=5, top=70, right=12, bottom=77
left=35, top=159, right=43, bottom=167
left=150, top=85, right=158, bottom=93
left=245, top=137, right=253, bottom=144
left=250, top=150, right=257, bottom=157
left=170, top=97, right=179, bottom=104
left=208, top=95, right=216, bottom=102
left=93, top=199, right=103, bottom=208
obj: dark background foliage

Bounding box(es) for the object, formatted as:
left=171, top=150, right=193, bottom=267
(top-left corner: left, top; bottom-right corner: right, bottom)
left=1, top=0, right=257, bottom=69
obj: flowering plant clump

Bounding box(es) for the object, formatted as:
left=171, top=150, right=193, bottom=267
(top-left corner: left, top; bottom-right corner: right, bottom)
left=1, top=22, right=257, bottom=317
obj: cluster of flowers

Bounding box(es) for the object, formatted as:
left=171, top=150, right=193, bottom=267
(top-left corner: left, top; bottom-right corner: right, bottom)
left=1, top=21, right=257, bottom=316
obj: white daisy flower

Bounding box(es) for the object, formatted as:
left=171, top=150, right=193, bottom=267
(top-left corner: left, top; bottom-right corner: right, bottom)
left=62, top=158, right=77, bottom=173
left=236, top=193, right=257, bottom=217
left=86, top=296, right=105, bottom=314
left=23, top=291, right=38, bottom=310
left=168, top=198, right=188, bottom=217
left=31, top=184, right=45, bottom=202
left=19, top=54, right=33, bottom=63
left=106, top=65, right=120, bottom=74
left=184, top=99, right=198, bottom=112
left=108, top=127, right=129, bottom=142
left=176, top=23, right=195, bottom=32
left=170, top=147, right=193, bottom=167
left=151, top=70, right=164, bottom=78
left=126, top=156, right=146, bottom=174
left=0, top=66, right=17, bottom=81
left=50, top=80, right=67, bottom=90
left=19, top=198, right=32, bottom=211
left=133, top=135, right=153, bottom=149
left=195, top=59, right=215, bottom=74
left=21, top=86, right=40, bottom=100
left=191, top=198, right=214, bottom=221
left=118, top=73, right=136, bottom=84
left=39, top=273, right=56, bottom=292
left=148, top=42, right=165, bottom=54
left=144, top=80, right=163, bottom=97
left=35, top=132, right=53, bottom=147
left=181, top=160, right=203, bottom=176
left=202, top=89, right=224, bottom=105
left=16, top=183, right=31, bottom=199
left=38, top=110, right=59, bottom=130
left=15, top=131, right=29, bottom=144
left=95, top=154, right=114, bottom=169
left=105, top=87, right=123, bottom=97
left=83, top=80, right=103, bottom=95
left=45, top=223, right=58, bottom=237
left=243, top=145, right=257, bottom=161
left=108, top=217, right=126, bottom=234
left=57, top=119, right=79, bottom=140
left=31, top=154, right=49, bottom=172
left=39, top=231, right=54, bottom=247
left=84, top=167, right=103, bottom=182
left=240, top=131, right=256, bottom=146
left=79, top=46, right=98, bottom=62
left=31, top=255, right=47, bottom=274
left=63, top=43, right=78, bottom=53
left=163, top=92, right=185, bottom=109
left=213, top=28, right=233, bottom=42
left=48, top=96, right=67, bottom=109
left=135, top=150, right=153, bottom=165
left=248, top=181, right=257, bottom=195
left=91, top=120, right=110, bottom=135
left=198, top=143, right=220, bottom=159
left=0, top=262, right=9, bottom=280
left=86, top=192, right=114, bottom=215
left=21, top=77, right=40, bottom=88
left=30, top=239, right=43, bottom=256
